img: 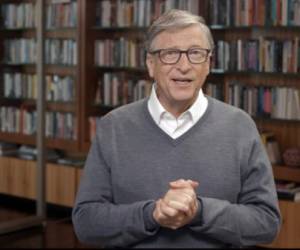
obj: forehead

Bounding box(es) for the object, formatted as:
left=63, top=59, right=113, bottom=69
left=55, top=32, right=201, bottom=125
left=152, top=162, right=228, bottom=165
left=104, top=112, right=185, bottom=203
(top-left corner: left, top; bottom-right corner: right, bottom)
left=152, top=24, right=208, bottom=49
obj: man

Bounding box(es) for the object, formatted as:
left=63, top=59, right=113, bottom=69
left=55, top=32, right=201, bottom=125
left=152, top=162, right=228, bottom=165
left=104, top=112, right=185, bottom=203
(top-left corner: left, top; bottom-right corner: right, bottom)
left=72, top=9, right=281, bottom=248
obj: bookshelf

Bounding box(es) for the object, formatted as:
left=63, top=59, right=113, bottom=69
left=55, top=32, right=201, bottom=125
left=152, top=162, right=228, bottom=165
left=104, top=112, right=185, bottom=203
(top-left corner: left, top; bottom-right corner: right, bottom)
left=0, top=0, right=81, bottom=152
left=0, top=156, right=78, bottom=207
left=204, top=0, right=300, bottom=248
left=0, top=0, right=299, bottom=247
left=0, top=0, right=84, bottom=212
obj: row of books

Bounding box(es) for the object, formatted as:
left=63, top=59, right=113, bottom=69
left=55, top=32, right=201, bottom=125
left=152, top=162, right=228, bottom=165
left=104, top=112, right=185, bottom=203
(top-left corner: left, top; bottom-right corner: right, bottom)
left=95, top=73, right=152, bottom=107
left=229, top=83, right=300, bottom=120
left=95, top=0, right=200, bottom=27
left=204, top=83, right=224, bottom=101
left=0, top=107, right=76, bottom=140
left=3, top=39, right=77, bottom=65
left=0, top=3, right=36, bottom=29
left=0, top=141, right=85, bottom=166
left=213, top=38, right=300, bottom=73
left=3, top=72, right=38, bottom=100
left=2, top=72, right=75, bottom=102
left=0, top=143, right=59, bottom=160
left=46, top=75, right=75, bottom=102
left=46, top=0, right=77, bottom=29
left=45, top=111, right=76, bottom=140
left=0, top=107, right=36, bottom=135
left=0, top=0, right=77, bottom=30
left=208, top=0, right=300, bottom=27
left=3, top=39, right=36, bottom=64
left=45, top=39, right=77, bottom=65
left=95, top=39, right=146, bottom=68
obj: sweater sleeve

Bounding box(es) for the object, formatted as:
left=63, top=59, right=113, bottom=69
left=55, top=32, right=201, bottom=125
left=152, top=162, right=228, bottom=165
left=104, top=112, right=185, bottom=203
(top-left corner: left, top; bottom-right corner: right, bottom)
left=72, top=123, right=160, bottom=248
left=188, top=130, right=281, bottom=247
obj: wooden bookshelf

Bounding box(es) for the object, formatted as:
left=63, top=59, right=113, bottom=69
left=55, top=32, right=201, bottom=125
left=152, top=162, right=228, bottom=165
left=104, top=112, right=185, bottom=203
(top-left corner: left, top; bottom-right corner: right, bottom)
left=0, top=156, right=77, bottom=207
left=0, top=0, right=81, bottom=152
left=273, top=165, right=300, bottom=183
left=204, top=0, right=300, bottom=248
left=0, top=0, right=299, bottom=247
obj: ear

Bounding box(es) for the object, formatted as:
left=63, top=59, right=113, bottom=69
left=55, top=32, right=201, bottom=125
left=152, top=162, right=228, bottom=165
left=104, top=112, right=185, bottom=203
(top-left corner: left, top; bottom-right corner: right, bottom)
left=146, top=53, right=154, bottom=78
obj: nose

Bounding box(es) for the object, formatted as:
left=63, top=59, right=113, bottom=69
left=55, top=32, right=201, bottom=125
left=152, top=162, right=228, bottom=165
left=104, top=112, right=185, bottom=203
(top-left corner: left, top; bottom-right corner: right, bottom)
left=176, top=52, right=192, bottom=72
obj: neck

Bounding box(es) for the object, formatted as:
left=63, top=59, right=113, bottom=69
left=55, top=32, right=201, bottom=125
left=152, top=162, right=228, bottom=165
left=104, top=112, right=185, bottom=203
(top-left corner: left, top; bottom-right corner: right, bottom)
left=160, top=98, right=195, bottom=118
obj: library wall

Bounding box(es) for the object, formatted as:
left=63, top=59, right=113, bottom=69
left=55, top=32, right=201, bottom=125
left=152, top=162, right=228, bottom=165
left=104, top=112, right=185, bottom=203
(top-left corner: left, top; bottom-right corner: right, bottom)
left=0, top=0, right=299, bottom=247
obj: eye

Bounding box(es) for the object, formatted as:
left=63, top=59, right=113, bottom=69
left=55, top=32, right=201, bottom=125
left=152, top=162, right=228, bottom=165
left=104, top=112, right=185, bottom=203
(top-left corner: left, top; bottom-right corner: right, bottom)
left=189, top=49, right=206, bottom=57
left=161, top=49, right=179, bottom=57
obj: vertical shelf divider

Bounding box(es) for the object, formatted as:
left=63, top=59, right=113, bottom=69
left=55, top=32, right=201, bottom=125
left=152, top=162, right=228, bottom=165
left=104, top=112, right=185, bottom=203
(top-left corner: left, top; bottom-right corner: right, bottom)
left=0, top=0, right=46, bottom=235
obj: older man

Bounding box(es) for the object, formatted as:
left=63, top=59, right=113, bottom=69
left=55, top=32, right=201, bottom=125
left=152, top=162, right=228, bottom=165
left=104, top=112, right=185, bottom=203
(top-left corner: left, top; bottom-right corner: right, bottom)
left=72, top=9, right=281, bottom=248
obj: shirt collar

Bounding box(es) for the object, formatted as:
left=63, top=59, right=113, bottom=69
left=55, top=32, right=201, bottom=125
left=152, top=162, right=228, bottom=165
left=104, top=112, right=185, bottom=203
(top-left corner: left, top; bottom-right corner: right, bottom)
left=147, top=83, right=207, bottom=125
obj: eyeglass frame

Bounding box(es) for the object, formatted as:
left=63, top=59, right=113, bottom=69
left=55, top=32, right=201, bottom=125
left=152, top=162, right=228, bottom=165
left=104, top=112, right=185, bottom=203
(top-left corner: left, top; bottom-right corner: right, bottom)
left=148, top=47, right=212, bottom=65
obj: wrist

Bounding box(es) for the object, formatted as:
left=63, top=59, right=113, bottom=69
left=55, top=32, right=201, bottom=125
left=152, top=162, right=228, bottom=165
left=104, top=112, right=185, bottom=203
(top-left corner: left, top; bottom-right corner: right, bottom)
left=143, top=201, right=160, bottom=232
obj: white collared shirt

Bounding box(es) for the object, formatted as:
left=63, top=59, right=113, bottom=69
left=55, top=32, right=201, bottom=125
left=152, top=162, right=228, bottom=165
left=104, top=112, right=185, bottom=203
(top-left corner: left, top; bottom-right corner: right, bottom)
left=147, top=84, right=208, bottom=139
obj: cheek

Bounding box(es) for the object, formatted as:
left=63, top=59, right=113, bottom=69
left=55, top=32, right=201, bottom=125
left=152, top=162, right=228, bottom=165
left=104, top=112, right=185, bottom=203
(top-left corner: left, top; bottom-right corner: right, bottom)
left=196, top=65, right=209, bottom=81
left=153, top=65, right=173, bottom=81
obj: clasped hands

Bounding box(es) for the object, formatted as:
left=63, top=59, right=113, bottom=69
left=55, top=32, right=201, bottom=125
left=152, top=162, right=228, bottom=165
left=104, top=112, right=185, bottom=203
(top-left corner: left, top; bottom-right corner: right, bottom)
left=153, top=179, right=199, bottom=230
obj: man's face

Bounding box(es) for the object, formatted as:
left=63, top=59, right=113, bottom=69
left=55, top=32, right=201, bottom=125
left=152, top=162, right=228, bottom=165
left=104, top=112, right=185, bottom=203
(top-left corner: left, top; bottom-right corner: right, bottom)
left=146, top=24, right=210, bottom=111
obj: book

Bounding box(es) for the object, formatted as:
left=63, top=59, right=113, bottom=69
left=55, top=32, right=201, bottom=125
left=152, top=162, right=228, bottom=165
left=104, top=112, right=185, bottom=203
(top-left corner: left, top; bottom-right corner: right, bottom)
left=57, top=157, right=85, bottom=167
left=0, top=141, right=19, bottom=156
left=276, top=181, right=300, bottom=202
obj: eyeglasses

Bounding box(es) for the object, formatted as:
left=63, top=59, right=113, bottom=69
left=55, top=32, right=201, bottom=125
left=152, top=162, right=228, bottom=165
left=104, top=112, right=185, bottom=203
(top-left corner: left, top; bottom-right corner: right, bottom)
left=148, top=47, right=211, bottom=65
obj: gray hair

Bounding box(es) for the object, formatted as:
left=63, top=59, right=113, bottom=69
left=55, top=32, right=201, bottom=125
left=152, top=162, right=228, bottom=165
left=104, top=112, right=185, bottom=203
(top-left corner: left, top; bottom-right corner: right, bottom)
left=145, top=9, right=214, bottom=52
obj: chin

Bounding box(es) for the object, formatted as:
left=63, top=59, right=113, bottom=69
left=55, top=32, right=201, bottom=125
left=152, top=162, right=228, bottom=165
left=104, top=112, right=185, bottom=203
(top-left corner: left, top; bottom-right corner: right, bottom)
left=171, top=91, right=195, bottom=102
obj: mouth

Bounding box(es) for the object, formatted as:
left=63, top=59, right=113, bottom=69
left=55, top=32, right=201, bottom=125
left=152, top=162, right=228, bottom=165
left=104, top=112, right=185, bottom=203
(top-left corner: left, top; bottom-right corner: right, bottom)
left=172, top=78, right=193, bottom=85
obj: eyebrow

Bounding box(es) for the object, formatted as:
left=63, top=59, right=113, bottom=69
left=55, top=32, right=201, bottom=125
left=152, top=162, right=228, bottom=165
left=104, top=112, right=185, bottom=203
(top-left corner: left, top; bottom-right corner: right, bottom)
left=157, top=46, right=207, bottom=50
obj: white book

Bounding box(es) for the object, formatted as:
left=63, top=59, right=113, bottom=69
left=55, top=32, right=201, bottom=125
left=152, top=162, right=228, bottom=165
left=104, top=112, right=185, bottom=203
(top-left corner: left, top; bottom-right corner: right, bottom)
left=293, top=89, right=300, bottom=120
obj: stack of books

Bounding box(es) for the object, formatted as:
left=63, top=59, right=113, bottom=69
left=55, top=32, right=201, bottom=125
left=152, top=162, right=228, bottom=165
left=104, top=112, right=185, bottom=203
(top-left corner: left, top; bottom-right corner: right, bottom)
left=0, top=141, right=19, bottom=156
left=276, top=181, right=300, bottom=202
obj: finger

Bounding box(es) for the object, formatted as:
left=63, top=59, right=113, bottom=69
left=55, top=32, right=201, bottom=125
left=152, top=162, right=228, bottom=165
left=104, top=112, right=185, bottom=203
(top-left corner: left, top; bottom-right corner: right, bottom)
left=153, top=199, right=168, bottom=223
left=187, top=179, right=199, bottom=188
left=169, top=179, right=186, bottom=187
left=167, top=200, right=190, bottom=215
left=169, top=179, right=199, bottom=189
left=160, top=199, right=181, bottom=218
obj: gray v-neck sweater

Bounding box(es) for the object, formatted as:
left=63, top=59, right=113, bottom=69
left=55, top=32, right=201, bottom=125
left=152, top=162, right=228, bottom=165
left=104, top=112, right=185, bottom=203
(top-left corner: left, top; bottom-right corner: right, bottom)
left=72, top=96, right=281, bottom=248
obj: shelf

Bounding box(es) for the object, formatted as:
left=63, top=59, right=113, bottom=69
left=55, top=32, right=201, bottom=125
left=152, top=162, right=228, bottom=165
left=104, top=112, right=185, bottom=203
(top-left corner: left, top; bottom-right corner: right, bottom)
left=95, top=66, right=147, bottom=74
left=0, top=132, right=78, bottom=151
left=273, top=165, right=300, bottom=182
left=0, top=99, right=76, bottom=112
left=0, top=28, right=36, bottom=38
left=0, top=63, right=35, bottom=68
left=92, top=26, right=147, bottom=32
left=211, top=70, right=300, bottom=78
left=253, top=116, right=300, bottom=124
left=46, top=138, right=78, bottom=151
left=45, top=65, right=77, bottom=75
left=45, top=29, right=77, bottom=39
left=210, top=25, right=300, bottom=31
left=47, top=102, right=76, bottom=112
left=0, top=132, right=35, bottom=146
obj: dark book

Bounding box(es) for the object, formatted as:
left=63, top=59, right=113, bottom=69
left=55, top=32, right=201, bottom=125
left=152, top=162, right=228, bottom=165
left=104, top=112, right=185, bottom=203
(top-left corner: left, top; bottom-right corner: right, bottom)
left=276, top=181, right=300, bottom=202
left=277, top=189, right=300, bottom=202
